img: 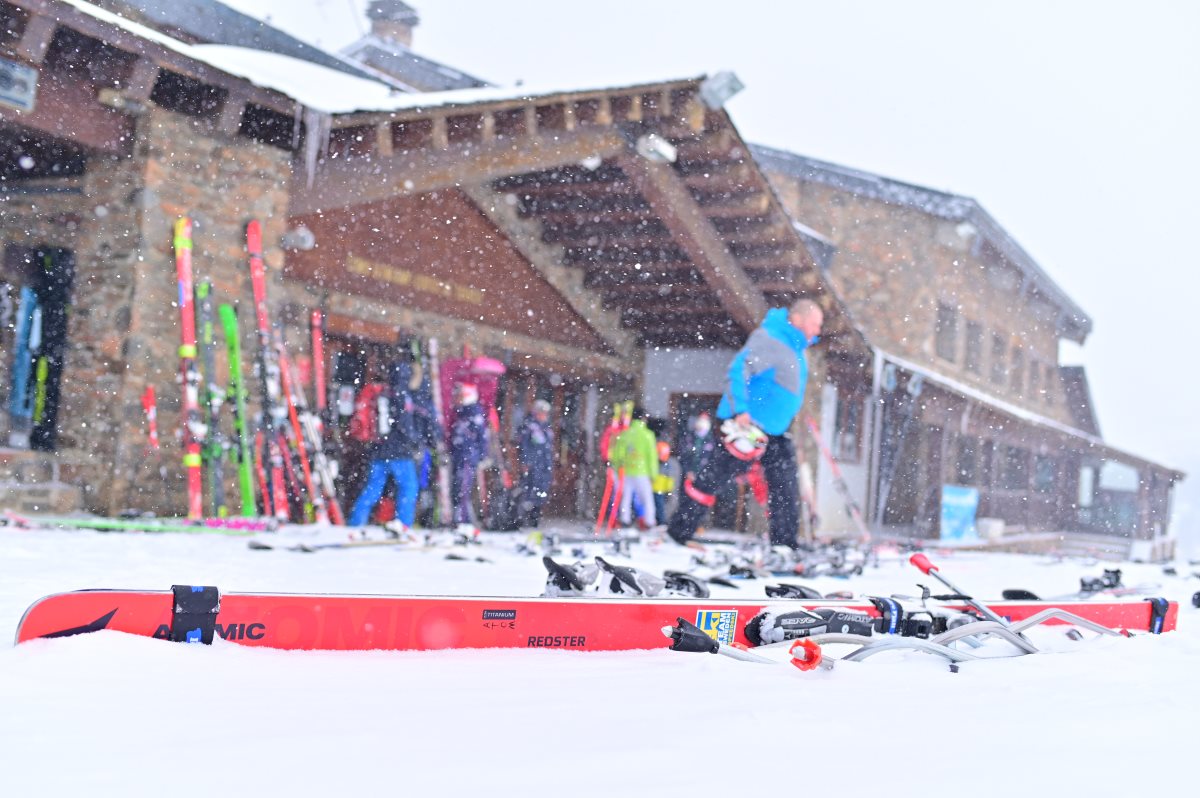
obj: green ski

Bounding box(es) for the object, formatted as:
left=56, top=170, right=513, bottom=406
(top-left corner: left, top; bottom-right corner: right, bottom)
left=219, top=303, right=257, bottom=517
left=195, top=280, right=227, bottom=517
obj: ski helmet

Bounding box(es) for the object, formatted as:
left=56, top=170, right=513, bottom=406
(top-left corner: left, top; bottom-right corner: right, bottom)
left=720, top=418, right=767, bottom=461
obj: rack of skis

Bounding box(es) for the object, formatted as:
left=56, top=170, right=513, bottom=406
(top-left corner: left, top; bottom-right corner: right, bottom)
left=163, top=219, right=513, bottom=526
left=157, top=218, right=334, bottom=523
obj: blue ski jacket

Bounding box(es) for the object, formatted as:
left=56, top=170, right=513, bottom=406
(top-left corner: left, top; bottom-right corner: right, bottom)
left=716, top=308, right=817, bottom=436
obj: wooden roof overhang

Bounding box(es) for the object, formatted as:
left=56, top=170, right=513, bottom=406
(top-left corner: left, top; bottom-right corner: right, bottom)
left=1, top=0, right=310, bottom=156
left=290, top=78, right=864, bottom=354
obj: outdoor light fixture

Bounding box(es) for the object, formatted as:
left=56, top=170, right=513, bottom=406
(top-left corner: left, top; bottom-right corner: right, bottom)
left=635, top=133, right=677, bottom=164
left=281, top=225, right=316, bottom=251
left=699, top=71, right=744, bottom=109
left=96, top=88, right=149, bottom=116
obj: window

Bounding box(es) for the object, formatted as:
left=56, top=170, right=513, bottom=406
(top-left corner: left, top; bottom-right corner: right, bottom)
left=1034, top=455, right=1056, bottom=493
left=1010, top=347, right=1024, bottom=396
left=1077, top=466, right=1096, bottom=507
left=935, top=303, right=958, bottom=362
left=990, top=333, right=1006, bottom=385
left=980, top=440, right=996, bottom=486
left=834, top=394, right=863, bottom=462
left=955, top=438, right=978, bottom=485
left=964, top=321, right=983, bottom=374
left=1029, top=360, right=1040, bottom=399
left=1002, top=446, right=1029, bottom=490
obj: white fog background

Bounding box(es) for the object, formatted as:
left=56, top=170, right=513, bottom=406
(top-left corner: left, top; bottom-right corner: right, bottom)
left=222, top=0, right=1200, bottom=549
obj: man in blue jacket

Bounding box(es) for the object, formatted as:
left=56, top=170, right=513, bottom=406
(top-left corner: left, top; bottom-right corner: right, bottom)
left=667, top=299, right=823, bottom=548
left=348, top=356, right=434, bottom=532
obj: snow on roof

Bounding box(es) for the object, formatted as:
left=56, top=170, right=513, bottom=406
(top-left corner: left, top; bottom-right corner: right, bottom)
left=63, top=0, right=700, bottom=115
left=341, top=33, right=489, bottom=92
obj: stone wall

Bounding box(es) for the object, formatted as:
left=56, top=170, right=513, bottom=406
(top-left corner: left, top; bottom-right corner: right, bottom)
left=767, top=174, right=1076, bottom=428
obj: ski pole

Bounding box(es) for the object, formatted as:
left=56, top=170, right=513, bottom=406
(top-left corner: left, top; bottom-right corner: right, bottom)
left=594, top=467, right=614, bottom=535
left=910, top=553, right=1011, bottom=628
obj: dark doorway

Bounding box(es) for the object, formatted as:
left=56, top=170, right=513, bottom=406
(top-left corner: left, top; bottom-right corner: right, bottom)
left=3, top=246, right=75, bottom=451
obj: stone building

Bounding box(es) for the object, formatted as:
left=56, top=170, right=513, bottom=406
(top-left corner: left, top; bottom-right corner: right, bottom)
left=755, top=146, right=1183, bottom=557
left=0, top=0, right=1181, bottom=556
left=0, top=0, right=852, bottom=522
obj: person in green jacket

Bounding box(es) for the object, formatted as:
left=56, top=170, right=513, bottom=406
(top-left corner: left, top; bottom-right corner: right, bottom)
left=608, top=404, right=660, bottom=528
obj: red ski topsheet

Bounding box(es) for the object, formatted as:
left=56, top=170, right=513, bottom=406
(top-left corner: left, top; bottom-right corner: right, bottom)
left=14, top=590, right=1178, bottom=652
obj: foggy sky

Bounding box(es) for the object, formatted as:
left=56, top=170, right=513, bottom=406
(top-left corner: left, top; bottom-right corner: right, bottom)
left=223, top=0, right=1200, bottom=538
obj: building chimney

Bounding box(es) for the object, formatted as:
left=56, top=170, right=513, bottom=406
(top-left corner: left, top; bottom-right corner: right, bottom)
left=367, top=0, right=420, bottom=48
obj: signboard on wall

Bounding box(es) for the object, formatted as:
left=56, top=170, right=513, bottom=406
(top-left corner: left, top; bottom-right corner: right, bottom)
left=0, top=57, right=38, bottom=112
left=940, top=484, right=980, bottom=542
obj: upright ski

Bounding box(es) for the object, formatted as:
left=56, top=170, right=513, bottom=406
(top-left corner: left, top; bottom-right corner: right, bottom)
left=277, top=340, right=344, bottom=524
left=173, top=218, right=205, bottom=519
left=195, top=279, right=226, bottom=517
left=246, top=221, right=288, bottom=521
left=219, top=304, right=257, bottom=516
left=427, top=338, right=454, bottom=527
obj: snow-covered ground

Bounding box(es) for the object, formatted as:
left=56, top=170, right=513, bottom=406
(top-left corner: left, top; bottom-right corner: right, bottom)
left=1, top=521, right=1196, bottom=797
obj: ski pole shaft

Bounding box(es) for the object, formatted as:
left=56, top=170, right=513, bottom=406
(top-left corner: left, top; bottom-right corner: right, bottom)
left=910, top=553, right=1010, bottom=628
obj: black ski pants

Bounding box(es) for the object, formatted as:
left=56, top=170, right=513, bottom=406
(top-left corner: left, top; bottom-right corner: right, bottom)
left=667, top=433, right=800, bottom=547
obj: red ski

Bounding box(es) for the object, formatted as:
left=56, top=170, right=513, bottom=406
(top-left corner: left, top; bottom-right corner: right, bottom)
left=173, top=219, right=204, bottom=519
left=15, top=588, right=1176, bottom=652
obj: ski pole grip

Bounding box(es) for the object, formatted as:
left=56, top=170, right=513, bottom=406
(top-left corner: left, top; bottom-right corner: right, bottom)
left=910, top=553, right=937, bottom=574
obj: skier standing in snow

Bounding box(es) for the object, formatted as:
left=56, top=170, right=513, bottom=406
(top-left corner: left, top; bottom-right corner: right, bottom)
left=680, top=411, right=717, bottom=484
left=450, top=381, right=488, bottom=533
left=667, top=299, right=823, bottom=548
left=608, top=404, right=659, bottom=529
left=516, top=399, right=554, bottom=528
left=347, top=356, right=432, bottom=532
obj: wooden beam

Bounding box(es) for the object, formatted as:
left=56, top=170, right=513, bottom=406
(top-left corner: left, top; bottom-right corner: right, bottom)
left=375, top=122, right=394, bottom=157
left=583, top=265, right=704, bottom=289
left=120, top=57, right=161, bottom=102
left=520, top=207, right=652, bottom=226
left=291, top=127, right=626, bottom=214
left=618, top=154, right=767, bottom=333
left=542, top=230, right=675, bottom=249
left=214, top=95, right=246, bottom=137
left=12, top=12, right=56, bottom=64
left=620, top=297, right=724, bottom=316
left=701, top=195, right=773, bottom=218
left=599, top=282, right=713, bottom=302
left=563, top=244, right=690, bottom=265
left=460, top=182, right=637, bottom=357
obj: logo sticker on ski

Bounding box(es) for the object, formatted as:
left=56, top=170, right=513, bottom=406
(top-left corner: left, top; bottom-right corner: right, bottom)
left=482, top=609, right=516, bottom=620
left=695, top=610, right=739, bottom=645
